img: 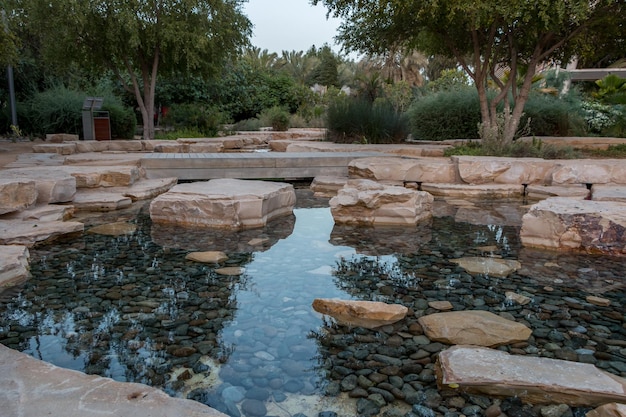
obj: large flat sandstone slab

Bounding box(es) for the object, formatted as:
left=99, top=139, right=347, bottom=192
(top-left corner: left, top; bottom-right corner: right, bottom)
left=330, top=179, right=434, bottom=226
left=2, top=167, right=77, bottom=203
left=437, top=345, right=626, bottom=406
left=150, top=179, right=296, bottom=229
left=0, top=179, right=37, bottom=215
left=421, top=183, right=525, bottom=198
left=349, top=157, right=457, bottom=183
left=0, top=344, right=226, bottom=417
left=419, top=310, right=531, bottom=347
left=520, top=197, right=626, bottom=254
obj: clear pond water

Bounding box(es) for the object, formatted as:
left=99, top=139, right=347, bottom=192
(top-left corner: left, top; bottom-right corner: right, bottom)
left=1, top=189, right=625, bottom=417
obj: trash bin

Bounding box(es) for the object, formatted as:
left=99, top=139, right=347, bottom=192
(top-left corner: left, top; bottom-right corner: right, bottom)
left=82, top=97, right=111, bottom=141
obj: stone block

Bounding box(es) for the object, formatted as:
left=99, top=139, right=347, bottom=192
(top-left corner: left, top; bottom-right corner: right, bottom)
left=2, top=168, right=76, bottom=203
left=310, top=176, right=348, bottom=197
left=0, top=220, right=84, bottom=247
left=453, top=156, right=553, bottom=185
left=520, top=197, right=626, bottom=255
left=72, top=190, right=133, bottom=212
left=349, top=157, right=457, bottom=183
left=45, top=133, right=78, bottom=143
left=32, top=143, right=77, bottom=155
left=526, top=184, right=590, bottom=200
left=149, top=179, right=296, bottom=229
left=0, top=179, right=37, bottom=215
left=330, top=179, right=434, bottom=226
left=591, top=184, right=626, bottom=202
left=421, top=183, right=525, bottom=198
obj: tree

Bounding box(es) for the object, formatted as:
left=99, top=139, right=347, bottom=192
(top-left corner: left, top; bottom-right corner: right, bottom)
left=313, top=0, right=624, bottom=147
left=307, top=44, right=340, bottom=87
left=20, top=0, right=251, bottom=140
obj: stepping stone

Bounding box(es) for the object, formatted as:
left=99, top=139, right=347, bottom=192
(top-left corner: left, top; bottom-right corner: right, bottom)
left=526, top=184, right=589, bottom=200
left=108, top=177, right=178, bottom=201
left=592, top=184, right=626, bottom=202
left=330, top=179, right=433, bottom=226
left=2, top=168, right=76, bottom=203
left=310, top=176, right=348, bottom=197
left=418, top=310, right=531, bottom=347
left=312, top=298, right=408, bottom=329
left=437, top=345, right=626, bottom=406
left=72, top=190, right=132, bottom=212
left=421, top=183, right=525, bottom=199
left=0, top=220, right=84, bottom=247
left=0, top=245, right=30, bottom=289
left=150, top=179, right=296, bottom=230
left=2, top=205, right=74, bottom=222
left=450, top=257, right=521, bottom=277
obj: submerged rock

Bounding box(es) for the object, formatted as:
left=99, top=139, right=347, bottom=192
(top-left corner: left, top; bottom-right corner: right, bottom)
left=450, top=257, right=521, bottom=277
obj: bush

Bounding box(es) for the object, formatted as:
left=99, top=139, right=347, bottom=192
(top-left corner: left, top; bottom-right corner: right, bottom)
left=232, top=118, right=262, bottom=131
left=521, top=93, right=585, bottom=137
left=444, top=137, right=581, bottom=159
left=408, top=88, right=482, bottom=141
left=326, top=97, right=409, bottom=144
left=18, top=85, right=136, bottom=139
left=162, top=103, right=224, bottom=136
left=258, top=106, right=290, bottom=131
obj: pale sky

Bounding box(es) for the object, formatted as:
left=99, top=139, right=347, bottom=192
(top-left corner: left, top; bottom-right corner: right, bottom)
left=242, top=0, right=344, bottom=55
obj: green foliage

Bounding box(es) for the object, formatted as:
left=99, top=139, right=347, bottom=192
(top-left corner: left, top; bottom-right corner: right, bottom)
left=408, top=88, right=482, bottom=141
left=427, top=69, right=470, bottom=92
left=444, top=138, right=581, bottom=159
left=307, top=45, right=340, bottom=87
left=593, top=75, right=626, bottom=104
left=162, top=103, right=224, bottom=137
left=326, top=97, right=409, bottom=144
left=232, top=118, right=262, bottom=131
left=580, top=101, right=624, bottom=135
left=521, top=93, right=586, bottom=137
left=585, top=143, right=626, bottom=158
left=259, top=106, right=290, bottom=131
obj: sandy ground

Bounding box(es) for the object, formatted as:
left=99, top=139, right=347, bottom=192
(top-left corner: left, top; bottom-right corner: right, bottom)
left=0, top=139, right=43, bottom=169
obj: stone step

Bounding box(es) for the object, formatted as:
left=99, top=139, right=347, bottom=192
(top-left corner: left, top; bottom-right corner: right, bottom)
left=0, top=220, right=83, bottom=247
left=0, top=245, right=30, bottom=289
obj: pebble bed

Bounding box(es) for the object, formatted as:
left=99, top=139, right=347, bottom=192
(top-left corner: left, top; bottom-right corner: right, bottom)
left=1, top=189, right=625, bottom=417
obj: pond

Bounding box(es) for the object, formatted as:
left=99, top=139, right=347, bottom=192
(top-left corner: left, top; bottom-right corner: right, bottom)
left=1, top=188, right=625, bottom=417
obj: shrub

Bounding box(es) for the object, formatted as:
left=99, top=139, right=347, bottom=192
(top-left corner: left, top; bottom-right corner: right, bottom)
left=444, top=137, right=581, bottom=159
left=258, top=106, right=290, bottom=131
left=521, top=93, right=585, bottom=137
left=162, top=103, right=224, bottom=136
left=326, top=97, right=409, bottom=144
left=232, top=118, right=262, bottom=131
left=18, top=85, right=136, bottom=139
left=408, top=88, right=482, bottom=141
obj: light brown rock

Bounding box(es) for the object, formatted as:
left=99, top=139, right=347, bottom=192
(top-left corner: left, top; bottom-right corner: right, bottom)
left=520, top=197, right=626, bottom=255
left=215, top=267, right=244, bottom=276
left=419, top=310, right=531, bottom=347
left=429, top=301, right=454, bottom=311
left=0, top=344, right=227, bottom=417
left=2, top=204, right=74, bottom=222
left=437, top=345, right=626, bottom=406
left=505, top=291, right=532, bottom=305
left=310, top=176, right=349, bottom=197
left=330, top=179, right=433, bottom=226
left=312, top=298, right=408, bottom=329
left=2, top=167, right=77, bottom=203
left=452, top=155, right=553, bottom=184
left=150, top=179, right=296, bottom=229
left=185, top=251, right=228, bottom=263
left=587, top=403, right=626, bottom=417
left=59, top=166, right=142, bottom=188
left=349, top=157, right=457, bottom=183
left=108, top=177, right=178, bottom=201
left=421, top=183, right=525, bottom=199
left=87, top=222, right=137, bottom=236
left=450, top=257, right=521, bottom=277
left=0, top=220, right=84, bottom=247
left=526, top=185, right=590, bottom=200
left=0, top=179, right=37, bottom=215
left=72, top=190, right=133, bottom=212
left=592, top=184, right=626, bottom=202
left=586, top=295, right=611, bottom=307
left=32, top=143, right=77, bottom=155
left=46, top=133, right=79, bottom=142
left=550, top=159, right=626, bottom=185
left=0, top=245, right=30, bottom=288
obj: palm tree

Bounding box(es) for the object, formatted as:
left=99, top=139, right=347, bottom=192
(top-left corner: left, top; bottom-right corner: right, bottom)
left=278, top=50, right=319, bottom=85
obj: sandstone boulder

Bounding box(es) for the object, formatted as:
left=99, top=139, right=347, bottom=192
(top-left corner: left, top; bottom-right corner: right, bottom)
left=550, top=159, right=626, bottom=185
left=450, top=257, right=521, bottom=277
left=72, top=190, right=133, bottom=212
left=2, top=168, right=77, bottom=203
left=0, top=220, right=84, bottom=247
left=419, top=310, right=531, bottom=347
left=312, top=298, right=408, bottom=329
left=452, top=155, right=553, bottom=184
left=348, top=157, right=457, bottom=183
left=108, top=177, right=178, bottom=201
left=421, top=183, right=525, bottom=199
left=592, top=184, right=626, bottom=202
left=520, top=197, right=626, bottom=255
left=150, top=179, right=296, bottom=230
left=59, top=166, right=142, bottom=188
left=437, top=345, right=626, bottom=406
left=526, top=184, right=590, bottom=200
left=0, top=179, right=37, bottom=215
left=0, top=245, right=30, bottom=289
left=0, top=344, right=227, bottom=417
left=1, top=204, right=74, bottom=222
left=45, top=133, right=79, bottom=143
left=330, top=179, right=434, bottom=226
left=310, top=176, right=348, bottom=197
